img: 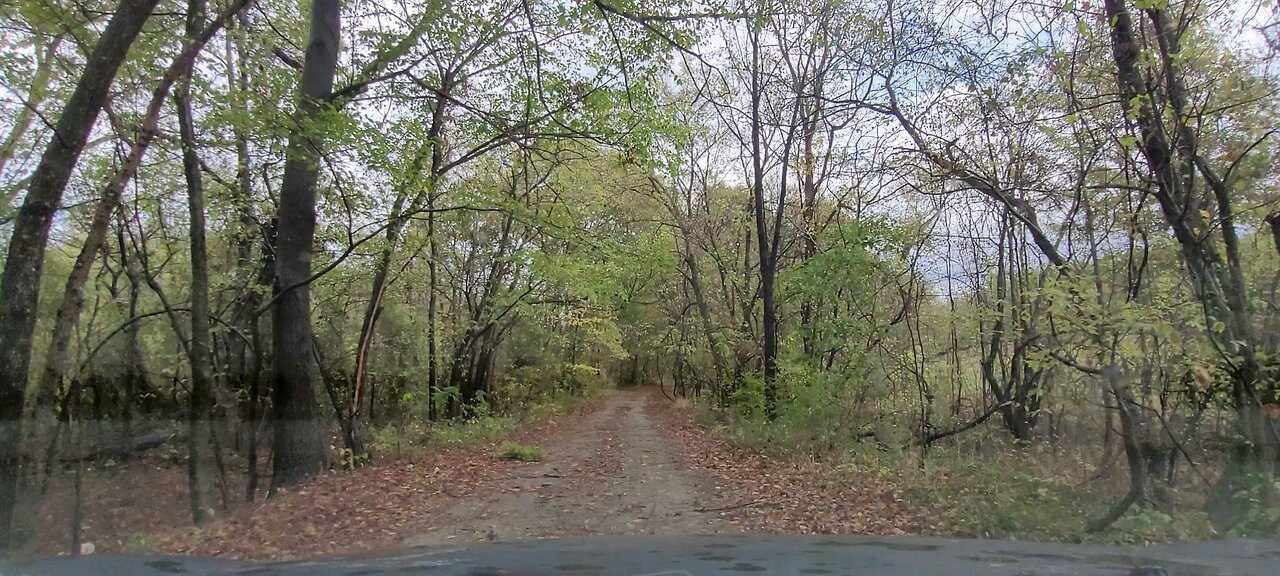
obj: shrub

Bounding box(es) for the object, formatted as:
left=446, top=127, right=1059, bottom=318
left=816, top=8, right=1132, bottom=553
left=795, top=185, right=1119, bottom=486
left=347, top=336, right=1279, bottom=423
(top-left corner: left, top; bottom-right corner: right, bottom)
left=731, top=372, right=767, bottom=418
left=719, top=365, right=879, bottom=460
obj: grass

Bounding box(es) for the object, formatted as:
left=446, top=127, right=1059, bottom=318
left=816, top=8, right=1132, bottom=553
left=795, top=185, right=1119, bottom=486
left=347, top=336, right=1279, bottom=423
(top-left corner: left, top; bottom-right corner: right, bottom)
left=888, top=442, right=1225, bottom=545
left=367, top=416, right=518, bottom=459
left=496, top=441, right=544, bottom=462
left=432, top=415, right=519, bottom=446
left=895, top=447, right=1095, bottom=541
left=706, top=398, right=1224, bottom=545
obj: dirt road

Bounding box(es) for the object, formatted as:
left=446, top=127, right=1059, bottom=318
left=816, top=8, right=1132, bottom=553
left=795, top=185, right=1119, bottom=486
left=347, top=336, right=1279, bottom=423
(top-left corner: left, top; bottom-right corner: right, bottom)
left=403, top=390, right=732, bottom=546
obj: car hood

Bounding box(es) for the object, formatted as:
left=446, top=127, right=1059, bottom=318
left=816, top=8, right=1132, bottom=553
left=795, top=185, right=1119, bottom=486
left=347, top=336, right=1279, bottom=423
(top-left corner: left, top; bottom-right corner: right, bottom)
left=4, top=535, right=1279, bottom=575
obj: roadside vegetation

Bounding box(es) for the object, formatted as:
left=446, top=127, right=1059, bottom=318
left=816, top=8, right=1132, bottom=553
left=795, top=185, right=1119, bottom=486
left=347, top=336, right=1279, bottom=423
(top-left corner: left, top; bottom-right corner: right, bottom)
left=370, top=387, right=600, bottom=459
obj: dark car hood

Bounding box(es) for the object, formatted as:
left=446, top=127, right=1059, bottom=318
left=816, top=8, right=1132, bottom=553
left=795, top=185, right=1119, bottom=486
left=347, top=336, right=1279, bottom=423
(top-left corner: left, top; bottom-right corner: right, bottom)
left=4, top=535, right=1279, bottom=575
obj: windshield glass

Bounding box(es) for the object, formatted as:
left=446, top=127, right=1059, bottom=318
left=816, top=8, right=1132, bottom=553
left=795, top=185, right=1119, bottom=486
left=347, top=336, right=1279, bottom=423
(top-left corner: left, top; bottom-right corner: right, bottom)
left=0, top=0, right=1277, bottom=565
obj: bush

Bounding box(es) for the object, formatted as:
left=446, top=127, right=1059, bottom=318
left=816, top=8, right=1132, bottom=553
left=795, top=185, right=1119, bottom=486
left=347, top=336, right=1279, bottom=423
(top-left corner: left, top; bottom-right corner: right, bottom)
left=496, top=441, right=544, bottom=462
left=706, top=361, right=1227, bottom=545
left=720, top=365, right=880, bottom=460
left=369, top=421, right=427, bottom=459
left=729, top=373, right=766, bottom=418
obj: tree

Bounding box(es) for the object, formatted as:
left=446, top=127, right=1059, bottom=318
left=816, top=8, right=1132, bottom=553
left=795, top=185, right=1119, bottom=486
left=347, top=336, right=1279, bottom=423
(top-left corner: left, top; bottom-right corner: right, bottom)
left=269, top=0, right=343, bottom=490
left=1103, top=0, right=1279, bottom=523
left=0, top=0, right=162, bottom=547
left=176, top=0, right=221, bottom=522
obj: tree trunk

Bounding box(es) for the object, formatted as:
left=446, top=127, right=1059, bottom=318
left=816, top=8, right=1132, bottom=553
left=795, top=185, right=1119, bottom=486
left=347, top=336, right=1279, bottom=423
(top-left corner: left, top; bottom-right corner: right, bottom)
left=747, top=22, right=778, bottom=420
left=798, top=77, right=822, bottom=360
left=177, top=0, right=218, bottom=523
left=683, top=236, right=726, bottom=388
left=353, top=86, right=452, bottom=429
left=28, top=23, right=228, bottom=465
left=270, top=0, right=342, bottom=491
left=449, top=329, right=480, bottom=412
left=121, top=231, right=145, bottom=458
left=245, top=254, right=271, bottom=501
left=427, top=205, right=440, bottom=421
left=224, top=9, right=269, bottom=503
left=0, top=0, right=161, bottom=547
left=1089, top=367, right=1148, bottom=531
left=21, top=0, right=246, bottom=528
left=349, top=142, right=441, bottom=452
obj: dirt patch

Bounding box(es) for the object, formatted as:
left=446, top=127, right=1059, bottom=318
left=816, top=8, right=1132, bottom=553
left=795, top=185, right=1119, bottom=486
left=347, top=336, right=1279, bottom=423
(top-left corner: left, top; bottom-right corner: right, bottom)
left=146, top=400, right=606, bottom=560
left=34, top=450, right=201, bottom=555
left=403, top=389, right=737, bottom=546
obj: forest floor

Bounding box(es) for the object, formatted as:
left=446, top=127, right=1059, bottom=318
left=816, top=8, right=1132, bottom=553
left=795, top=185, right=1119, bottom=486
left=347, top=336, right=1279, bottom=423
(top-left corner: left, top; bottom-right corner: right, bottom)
left=650, top=392, right=944, bottom=537
left=38, top=387, right=943, bottom=561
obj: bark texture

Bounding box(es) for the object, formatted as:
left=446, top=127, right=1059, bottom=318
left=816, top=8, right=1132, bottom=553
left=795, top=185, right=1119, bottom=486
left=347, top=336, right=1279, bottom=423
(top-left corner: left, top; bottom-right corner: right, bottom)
left=271, top=0, right=342, bottom=490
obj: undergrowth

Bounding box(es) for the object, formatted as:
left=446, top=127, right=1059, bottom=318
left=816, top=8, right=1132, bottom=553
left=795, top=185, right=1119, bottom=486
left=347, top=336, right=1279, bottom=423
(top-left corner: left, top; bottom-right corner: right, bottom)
left=699, top=373, right=1228, bottom=545
left=890, top=446, right=1217, bottom=544
left=370, top=385, right=602, bottom=459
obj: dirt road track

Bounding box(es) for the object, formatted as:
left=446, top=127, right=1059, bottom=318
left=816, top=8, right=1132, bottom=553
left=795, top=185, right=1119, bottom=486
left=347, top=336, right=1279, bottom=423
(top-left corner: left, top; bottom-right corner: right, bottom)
left=403, top=389, right=733, bottom=546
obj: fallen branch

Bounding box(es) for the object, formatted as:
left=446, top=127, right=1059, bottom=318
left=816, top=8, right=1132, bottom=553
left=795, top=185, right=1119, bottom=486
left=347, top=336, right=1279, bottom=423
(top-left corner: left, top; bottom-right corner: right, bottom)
left=1087, top=484, right=1141, bottom=532
left=855, top=429, right=890, bottom=452
left=61, top=431, right=175, bottom=463
left=694, top=499, right=766, bottom=513
left=909, top=402, right=1005, bottom=448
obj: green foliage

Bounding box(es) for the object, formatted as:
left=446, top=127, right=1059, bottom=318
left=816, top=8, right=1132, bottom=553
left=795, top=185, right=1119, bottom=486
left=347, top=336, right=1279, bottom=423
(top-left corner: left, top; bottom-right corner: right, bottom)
left=772, top=368, right=864, bottom=458
left=432, top=386, right=461, bottom=416
left=369, top=421, right=427, bottom=458
left=710, top=361, right=1228, bottom=544
left=730, top=373, right=767, bottom=418
left=366, top=414, right=517, bottom=458
left=1225, top=478, right=1280, bottom=537
left=496, top=441, right=544, bottom=462
left=721, top=365, right=879, bottom=460
left=368, top=381, right=602, bottom=459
